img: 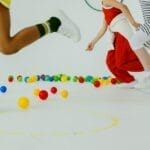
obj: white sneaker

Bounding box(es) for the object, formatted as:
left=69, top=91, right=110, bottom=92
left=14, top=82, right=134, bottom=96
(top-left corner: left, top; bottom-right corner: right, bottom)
left=134, top=76, right=150, bottom=89
left=116, top=81, right=137, bottom=89
left=56, top=10, right=81, bottom=42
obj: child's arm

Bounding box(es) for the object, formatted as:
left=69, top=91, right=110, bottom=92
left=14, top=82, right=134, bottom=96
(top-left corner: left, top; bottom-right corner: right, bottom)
left=86, top=18, right=108, bottom=51
left=103, top=0, right=140, bottom=28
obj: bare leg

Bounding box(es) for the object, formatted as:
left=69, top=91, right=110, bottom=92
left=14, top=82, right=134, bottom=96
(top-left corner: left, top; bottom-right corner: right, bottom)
left=0, top=4, right=81, bottom=55
left=0, top=4, right=40, bottom=55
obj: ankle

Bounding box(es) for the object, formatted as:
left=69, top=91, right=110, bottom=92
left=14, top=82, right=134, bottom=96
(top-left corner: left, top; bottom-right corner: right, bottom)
left=47, top=17, right=61, bottom=32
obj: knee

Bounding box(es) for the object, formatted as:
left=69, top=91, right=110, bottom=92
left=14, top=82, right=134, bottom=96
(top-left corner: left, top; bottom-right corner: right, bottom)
left=0, top=41, right=18, bottom=55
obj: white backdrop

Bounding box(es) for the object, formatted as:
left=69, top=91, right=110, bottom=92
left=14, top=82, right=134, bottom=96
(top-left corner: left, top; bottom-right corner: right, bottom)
left=0, top=0, right=143, bottom=80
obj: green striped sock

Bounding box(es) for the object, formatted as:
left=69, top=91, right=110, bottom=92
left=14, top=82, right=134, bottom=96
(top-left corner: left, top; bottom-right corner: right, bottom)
left=36, top=17, right=61, bottom=37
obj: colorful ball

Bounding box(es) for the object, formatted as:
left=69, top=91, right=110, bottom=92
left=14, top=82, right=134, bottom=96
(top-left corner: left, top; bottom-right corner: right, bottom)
left=61, top=75, right=68, bottom=82
left=111, top=78, right=117, bottom=84
left=28, top=75, right=38, bottom=83
left=8, top=75, right=14, bottom=82
left=49, top=76, right=54, bottom=81
left=18, top=96, right=30, bottom=109
left=40, top=74, right=45, bottom=81
left=60, top=90, right=69, bottom=99
left=39, top=90, right=48, bottom=100
left=24, top=77, right=29, bottom=83
left=54, top=75, right=60, bottom=82
left=0, top=85, right=7, bottom=93
left=78, top=76, right=84, bottom=83
left=17, top=75, right=23, bottom=82
left=67, top=76, right=71, bottom=81
left=33, top=88, right=40, bottom=96
left=93, top=80, right=101, bottom=88
left=72, top=76, right=78, bottom=82
left=85, top=75, right=93, bottom=82
left=50, top=87, right=57, bottom=94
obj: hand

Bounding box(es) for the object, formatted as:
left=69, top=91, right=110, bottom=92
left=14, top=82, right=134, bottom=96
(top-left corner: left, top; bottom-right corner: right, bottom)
left=133, top=22, right=140, bottom=29
left=86, top=40, right=96, bottom=51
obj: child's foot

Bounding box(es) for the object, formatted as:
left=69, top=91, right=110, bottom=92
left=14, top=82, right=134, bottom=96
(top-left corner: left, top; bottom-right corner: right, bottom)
left=134, top=76, right=150, bottom=89
left=52, top=10, right=81, bottom=42
left=116, top=81, right=137, bottom=89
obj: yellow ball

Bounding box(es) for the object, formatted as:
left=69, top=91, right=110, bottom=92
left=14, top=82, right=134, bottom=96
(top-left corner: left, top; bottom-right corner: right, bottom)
left=18, top=96, right=30, bottom=109
left=60, top=90, right=69, bottom=99
left=61, top=76, right=68, bottom=82
left=33, top=88, right=40, bottom=96
left=27, top=75, right=37, bottom=83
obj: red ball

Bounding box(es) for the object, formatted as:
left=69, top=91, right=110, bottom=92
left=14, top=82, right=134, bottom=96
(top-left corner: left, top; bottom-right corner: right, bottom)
left=50, top=87, right=57, bottom=94
left=111, top=78, right=117, bottom=84
left=78, top=76, right=84, bottom=83
left=8, top=76, right=14, bottom=82
left=93, top=80, right=101, bottom=88
left=39, top=90, right=48, bottom=100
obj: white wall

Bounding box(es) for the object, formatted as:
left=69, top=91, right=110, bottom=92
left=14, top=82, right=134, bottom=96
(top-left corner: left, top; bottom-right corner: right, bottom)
left=0, top=0, right=143, bottom=80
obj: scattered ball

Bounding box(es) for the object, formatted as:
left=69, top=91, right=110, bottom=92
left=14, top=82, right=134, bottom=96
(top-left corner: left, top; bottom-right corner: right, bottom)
left=28, top=75, right=38, bottom=83
left=61, top=75, right=68, bottom=82
left=33, top=88, right=40, bottom=96
left=17, top=75, right=23, bottom=82
left=93, top=80, right=101, bottom=88
left=0, top=85, right=7, bottom=93
left=111, top=78, right=117, bottom=84
left=60, top=90, right=69, bottom=99
left=8, top=75, right=14, bottom=82
left=50, top=87, right=57, bottom=94
left=78, top=76, right=84, bottom=83
left=18, top=96, right=30, bottom=109
left=72, top=76, right=78, bottom=82
left=39, top=90, right=48, bottom=100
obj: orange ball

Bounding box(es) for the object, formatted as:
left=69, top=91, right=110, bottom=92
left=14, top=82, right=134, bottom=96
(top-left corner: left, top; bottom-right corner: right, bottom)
left=33, top=88, right=40, bottom=96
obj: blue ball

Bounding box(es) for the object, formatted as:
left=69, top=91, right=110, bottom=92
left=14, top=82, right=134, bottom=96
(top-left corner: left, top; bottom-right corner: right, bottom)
left=49, top=76, right=54, bottom=81
left=0, top=86, right=7, bottom=93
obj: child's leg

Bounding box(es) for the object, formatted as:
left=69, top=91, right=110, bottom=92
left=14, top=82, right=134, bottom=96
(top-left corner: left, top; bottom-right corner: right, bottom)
left=129, top=27, right=150, bottom=88
left=106, top=32, right=144, bottom=88
left=114, top=32, right=144, bottom=72
left=106, top=50, right=135, bottom=83
left=129, top=29, right=150, bottom=70
left=110, top=14, right=150, bottom=71
left=0, top=4, right=81, bottom=55
left=0, top=4, right=40, bottom=54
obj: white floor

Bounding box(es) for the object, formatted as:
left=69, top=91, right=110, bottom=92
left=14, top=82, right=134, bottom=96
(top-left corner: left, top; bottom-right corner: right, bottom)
left=0, top=82, right=150, bottom=150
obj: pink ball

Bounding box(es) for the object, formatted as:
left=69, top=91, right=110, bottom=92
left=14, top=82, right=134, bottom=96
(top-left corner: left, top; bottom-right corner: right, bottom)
left=39, top=90, right=48, bottom=100
left=50, top=87, right=57, bottom=94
